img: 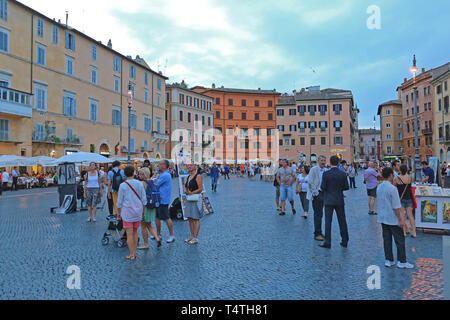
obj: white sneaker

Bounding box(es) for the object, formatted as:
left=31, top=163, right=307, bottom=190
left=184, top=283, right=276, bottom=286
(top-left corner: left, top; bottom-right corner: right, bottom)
left=166, top=236, right=175, bottom=243
left=397, top=262, right=414, bottom=269
left=385, top=260, right=396, bottom=267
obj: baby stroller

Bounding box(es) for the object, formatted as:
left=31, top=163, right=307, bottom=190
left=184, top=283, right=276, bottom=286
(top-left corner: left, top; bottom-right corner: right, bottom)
left=101, top=215, right=127, bottom=248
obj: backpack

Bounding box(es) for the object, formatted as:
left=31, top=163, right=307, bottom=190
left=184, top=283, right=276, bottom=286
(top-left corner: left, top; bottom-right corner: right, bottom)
left=144, top=180, right=161, bottom=209
left=111, top=169, right=124, bottom=192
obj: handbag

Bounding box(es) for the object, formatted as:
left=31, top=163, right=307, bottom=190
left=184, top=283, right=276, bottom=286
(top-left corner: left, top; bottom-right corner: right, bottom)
left=201, top=195, right=214, bottom=216
left=186, top=194, right=201, bottom=202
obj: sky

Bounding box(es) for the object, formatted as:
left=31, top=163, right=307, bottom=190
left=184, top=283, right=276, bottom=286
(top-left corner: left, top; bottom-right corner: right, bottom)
left=20, top=0, right=450, bottom=128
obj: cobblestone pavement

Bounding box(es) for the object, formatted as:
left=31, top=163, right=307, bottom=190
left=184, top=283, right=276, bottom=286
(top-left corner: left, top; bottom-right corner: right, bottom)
left=0, top=172, right=444, bottom=300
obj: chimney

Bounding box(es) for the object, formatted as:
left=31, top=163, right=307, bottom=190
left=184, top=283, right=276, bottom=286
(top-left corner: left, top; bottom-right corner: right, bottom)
left=107, top=39, right=112, bottom=49
left=65, top=11, right=68, bottom=26
left=404, top=78, right=407, bottom=83
left=211, top=83, right=216, bottom=89
left=258, top=87, right=261, bottom=90
left=300, top=88, right=306, bottom=93
left=421, top=68, right=425, bottom=73
left=293, top=90, right=297, bottom=95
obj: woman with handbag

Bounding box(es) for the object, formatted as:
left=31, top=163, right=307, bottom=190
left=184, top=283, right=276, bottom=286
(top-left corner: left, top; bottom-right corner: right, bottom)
left=184, top=164, right=203, bottom=245
left=393, top=164, right=416, bottom=238
left=296, top=165, right=310, bottom=219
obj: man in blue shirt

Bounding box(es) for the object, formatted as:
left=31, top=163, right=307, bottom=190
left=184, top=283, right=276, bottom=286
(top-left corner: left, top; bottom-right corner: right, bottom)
left=155, top=159, right=175, bottom=243
left=210, top=163, right=220, bottom=192
left=11, top=167, right=19, bottom=191
left=420, top=161, right=435, bottom=184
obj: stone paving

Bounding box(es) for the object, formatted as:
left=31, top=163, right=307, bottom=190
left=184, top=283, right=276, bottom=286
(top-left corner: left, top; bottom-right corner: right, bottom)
left=0, top=172, right=444, bottom=300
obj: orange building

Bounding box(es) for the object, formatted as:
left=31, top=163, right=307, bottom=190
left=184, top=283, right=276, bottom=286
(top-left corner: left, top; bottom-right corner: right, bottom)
left=192, top=85, right=280, bottom=162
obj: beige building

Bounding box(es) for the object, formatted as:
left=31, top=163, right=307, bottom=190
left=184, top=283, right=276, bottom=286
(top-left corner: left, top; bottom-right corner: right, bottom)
left=431, top=64, right=450, bottom=162
left=377, top=100, right=403, bottom=160
left=276, top=86, right=358, bottom=163
left=165, top=82, right=214, bottom=162
left=0, top=0, right=168, bottom=160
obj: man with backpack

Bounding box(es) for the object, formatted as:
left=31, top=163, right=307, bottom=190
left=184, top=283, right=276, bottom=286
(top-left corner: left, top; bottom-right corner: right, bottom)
left=107, top=161, right=125, bottom=217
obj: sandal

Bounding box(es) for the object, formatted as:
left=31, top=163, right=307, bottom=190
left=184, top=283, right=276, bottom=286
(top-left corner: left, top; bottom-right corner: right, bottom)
left=86, top=218, right=91, bottom=222
left=188, top=239, right=198, bottom=245
left=184, top=238, right=193, bottom=243
left=137, top=245, right=149, bottom=250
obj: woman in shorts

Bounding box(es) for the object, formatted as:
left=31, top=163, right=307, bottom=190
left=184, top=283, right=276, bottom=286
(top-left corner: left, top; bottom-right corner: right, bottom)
left=83, top=162, right=103, bottom=222
left=117, top=166, right=147, bottom=260
left=393, top=164, right=416, bottom=238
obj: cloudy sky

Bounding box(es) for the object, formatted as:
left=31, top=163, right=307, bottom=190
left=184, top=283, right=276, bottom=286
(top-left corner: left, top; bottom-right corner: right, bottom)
left=21, top=0, right=450, bottom=128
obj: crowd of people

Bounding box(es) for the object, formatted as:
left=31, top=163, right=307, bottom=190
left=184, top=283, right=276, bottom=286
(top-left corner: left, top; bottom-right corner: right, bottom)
left=0, top=168, right=59, bottom=196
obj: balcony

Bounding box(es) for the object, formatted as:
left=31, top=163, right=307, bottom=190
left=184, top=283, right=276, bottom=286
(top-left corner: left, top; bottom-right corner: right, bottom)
left=439, top=136, right=450, bottom=144
left=32, top=133, right=83, bottom=146
left=422, top=128, right=432, bottom=135
left=152, top=131, right=169, bottom=143
left=0, top=132, right=25, bottom=144
left=0, top=87, right=33, bottom=118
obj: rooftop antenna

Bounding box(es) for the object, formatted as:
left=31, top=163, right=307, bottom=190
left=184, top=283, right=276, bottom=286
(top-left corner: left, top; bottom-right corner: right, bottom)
left=65, top=10, right=68, bottom=27
left=163, top=58, right=168, bottom=74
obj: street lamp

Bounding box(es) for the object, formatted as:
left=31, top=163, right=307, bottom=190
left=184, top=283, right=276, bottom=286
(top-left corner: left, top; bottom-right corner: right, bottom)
left=373, top=116, right=376, bottom=161
left=235, top=124, right=238, bottom=168
left=127, top=83, right=133, bottom=166
left=410, top=55, right=422, bottom=181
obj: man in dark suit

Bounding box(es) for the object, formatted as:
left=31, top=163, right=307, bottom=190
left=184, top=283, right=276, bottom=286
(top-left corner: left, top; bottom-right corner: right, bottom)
left=319, top=155, right=350, bottom=248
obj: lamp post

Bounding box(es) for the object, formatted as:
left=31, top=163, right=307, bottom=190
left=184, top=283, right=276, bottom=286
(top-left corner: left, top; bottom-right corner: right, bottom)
left=410, top=55, right=422, bottom=181
left=127, top=83, right=133, bottom=166
left=373, top=116, right=376, bottom=161
left=235, top=124, right=238, bottom=169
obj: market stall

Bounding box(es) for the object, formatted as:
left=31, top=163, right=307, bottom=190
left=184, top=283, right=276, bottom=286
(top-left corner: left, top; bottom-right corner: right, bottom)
left=414, top=184, right=450, bottom=230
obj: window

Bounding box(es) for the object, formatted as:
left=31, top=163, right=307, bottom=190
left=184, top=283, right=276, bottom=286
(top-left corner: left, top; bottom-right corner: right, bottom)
left=179, top=93, right=185, bottom=104
left=386, top=122, right=391, bottom=128
left=91, top=45, right=97, bottom=61
left=144, top=89, right=149, bottom=104
left=290, top=124, right=297, bottom=132
left=308, top=105, right=316, bottom=115
left=65, top=32, right=75, bottom=51
left=202, top=115, right=205, bottom=126
left=129, top=83, right=135, bottom=98
left=216, top=111, right=220, bottom=119
left=157, top=78, right=162, bottom=91
left=63, top=92, right=77, bottom=117
left=386, top=134, right=391, bottom=141
left=228, top=112, right=233, bottom=120
left=113, top=56, right=121, bottom=72
left=320, top=121, right=327, bottom=131
left=129, top=65, right=136, bottom=79
left=187, top=112, right=191, bottom=123
left=208, top=117, right=211, bottom=126
left=333, top=104, right=342, bottom=115
left=34, top=83, right=47, bottom=111
left=268, top=113, right=273, bottom=120
left=268, top=100, right=273, bottom=107
left=35, top=123, right=45, bottom=141
left=114, top=76, right=120, bottom=93
left=52, top=25, right=58, bottom=44
left=300, top=137, right=305, bottom=145
left=130, top=111, right=137, bottom=129
left=112, top=106, right=121, bottom=126
left=387, top=146, right=392, bottom=154
left=398, top=132, right=402, bottom=140
left=0, top=27, right=9, bottom=53
left=36, top=44, right=46, bottom=66
left=321, top=137, right=326, bottom=145
left=89, top=99, right=98, bottom=122
left=241, top=112, right=246, bottom=120
left=242, top=99, right=246, bottom=106
left=179, top=110, right=183, bottom=122
left=406, top=95, right=409, bottom=103
left=144, top=114, right=152, bottom=132
left=156, top=93, right=161, bottom=107
left=228, top=99, right=233, bottom=106
left=156, top=118, right=161, bottom=133
left=0, top=119, right=8, bottom=141
left=277, top=125, right=284, bottom=132
left=298, top=105, right=306, bottom=115
left=277, top=109, right=284, bottom=116
left=0, top=0, right=8, bottom=22
left=255, top=113, right=260, bottom=120
left=319, top=105, right=327, bottom=115
left=310, top=137, right=315, bottom=145
left=334, top=136, right=343, bottom=145
left=255, top=100, right=259, bottom=107
left=91, top=66, right=97, bottom=85
left=145, top=72, right=148, bottom=85
left=216, top=97, right=220, bottom=104
left=289, top=109, right=296, bottom=116
left=36, top=18, right=44, bottom=38
left=386, top=109, right=391, bottom=115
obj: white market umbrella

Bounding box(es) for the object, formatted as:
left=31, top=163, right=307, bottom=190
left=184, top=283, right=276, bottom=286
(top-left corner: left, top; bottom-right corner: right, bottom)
left=19, top=156, right=55, bottom=167
left=0, top=155, right=26, bottom=167
left=53, top=152, right=110, bottom=165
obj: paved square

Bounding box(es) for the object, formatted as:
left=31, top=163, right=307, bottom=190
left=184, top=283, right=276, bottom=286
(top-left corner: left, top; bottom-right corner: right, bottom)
left=0, top=173, right=443, bottom=299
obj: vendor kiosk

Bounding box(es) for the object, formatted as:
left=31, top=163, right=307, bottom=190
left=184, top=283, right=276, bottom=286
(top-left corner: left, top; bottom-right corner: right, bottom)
left=415, top=184, right=450, bottom=231
left=51, top=163, right=77, bottom=214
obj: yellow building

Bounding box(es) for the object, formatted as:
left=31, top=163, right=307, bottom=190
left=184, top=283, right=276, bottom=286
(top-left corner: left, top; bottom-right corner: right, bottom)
left=377, top=100, right=403, bottom=160
left=431, top=64, right=450, bottom=162
left=0, top=0, right=169, bottom=160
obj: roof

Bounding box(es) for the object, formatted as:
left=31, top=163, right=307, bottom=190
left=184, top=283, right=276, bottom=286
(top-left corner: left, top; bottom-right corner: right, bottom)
left=167, top=83, right=214, bottom=99
left=12, top=0, right=168, bottom=80
left=377, top=99, right=402, bottom=115
left=294, top=88, right=353, bottom=102
left=276, top=95, right=296, bottom=106
left=191, top=86, right=280, bottom=95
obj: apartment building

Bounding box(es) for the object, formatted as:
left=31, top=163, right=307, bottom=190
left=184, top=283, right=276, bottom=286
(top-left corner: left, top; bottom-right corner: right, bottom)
left=430, top=63, right=450, bottom=162
left=397, top=63, right=450, bottom=161
left=377, top=100, right=403, bottom=160
left=0, top=0, right=168, bottom=159
left=358, top=128, right=381, bottom=161
left=192, top=85, right=279, bottom=162
left=165, top=82, right=214, bottom=162
left=275, top=86, right=358, bottom=163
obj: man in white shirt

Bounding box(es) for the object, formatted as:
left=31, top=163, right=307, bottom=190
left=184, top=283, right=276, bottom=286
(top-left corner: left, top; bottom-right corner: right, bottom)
left=2, top=170, right=10, bottom=191
left=291, top=162, right=298, bottom=174
left=376, top=167, right=414, bottom=269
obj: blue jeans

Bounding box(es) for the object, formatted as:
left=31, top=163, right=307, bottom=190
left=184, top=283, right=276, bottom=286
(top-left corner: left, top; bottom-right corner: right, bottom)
left=211, top=176, right=218, bottom=191
left=280, top=185, right=294, bottom=202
